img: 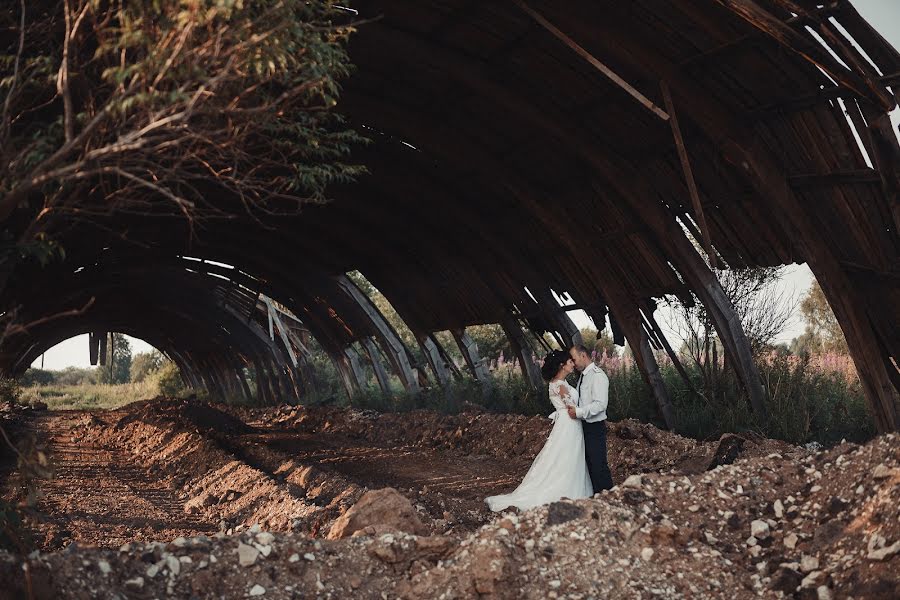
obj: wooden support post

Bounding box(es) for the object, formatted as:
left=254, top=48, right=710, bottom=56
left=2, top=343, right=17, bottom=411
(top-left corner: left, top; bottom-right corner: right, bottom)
left=331, top=352, right=358, bottom=402
left=417, top=333, right=451, bottom=385
left=501, top=314, right=543, bottom=389
left=98, top=332, right=108, bottom=366
left=88, top=332, right=100, bottom=365
left=234, top=357, right=254, bottom=403
left=636, top=327, right=678, bottom=430
left=343, top=346, right=366, bottom=389
left=336, top=275, right=420, bottom=393
left=362, top=337, right=391, bottom=394
left=452, top=329, right=491, bottom=384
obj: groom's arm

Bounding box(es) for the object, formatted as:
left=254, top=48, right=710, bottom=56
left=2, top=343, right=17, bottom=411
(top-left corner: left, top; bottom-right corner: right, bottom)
left=575, top=370, right=609, bottom=419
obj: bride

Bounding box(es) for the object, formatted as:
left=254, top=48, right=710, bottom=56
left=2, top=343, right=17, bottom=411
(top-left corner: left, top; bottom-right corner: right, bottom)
left=485, top=349, right=593, bottom=512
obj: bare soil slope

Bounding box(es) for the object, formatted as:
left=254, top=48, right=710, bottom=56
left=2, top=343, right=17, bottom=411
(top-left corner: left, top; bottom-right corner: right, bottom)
left=1, top=399, right=897, bottom=598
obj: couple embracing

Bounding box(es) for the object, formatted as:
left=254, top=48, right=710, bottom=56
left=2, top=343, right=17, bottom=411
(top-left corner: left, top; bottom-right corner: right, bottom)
left=486, top=344, right=613, bottom=512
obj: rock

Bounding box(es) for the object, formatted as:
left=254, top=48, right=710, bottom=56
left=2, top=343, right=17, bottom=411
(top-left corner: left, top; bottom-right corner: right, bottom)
left=146, top=564, right=160, bottom=578
left=774, top=499, right=784, bottom=519
left=621, top=474, right=643, bottom=488
left=801, top=570, right=824, bottom=589
left=866, top=535, right=900, bottom=561
left=97, top=560, right=111, bottom=575
left=800, top=555, right=819, bottom=573
left=249, top=584, right=266, bottom=596
left=304, top=553, right=315, bottom=561
left=784, top=533, right=799, bottom=549
left=165, top=554, right=181, bottom=577
left=288, top=554, right=300, bottom=563
left=707, top=433, right=745, bottom=470
left=327, top=488, right=426, bottom=539
left=237, top=543, right=260, bottom=567
left=641, top=548, right=654, bottom=561
left=546, top=502, right=584, bottom=526
left=872, top=464, right=894, bottom=479
left=124, top=577, right=144, bottom=590
left=751, top=520, right=771, bottom=539
left=256, top=532, right=275, bottom=545
left=817, top=586, right=833, bottom=600
left=470, top=543, right=509, bottom=595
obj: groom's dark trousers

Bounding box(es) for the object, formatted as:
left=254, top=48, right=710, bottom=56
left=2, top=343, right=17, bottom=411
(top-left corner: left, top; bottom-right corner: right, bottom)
left=582, top=420, right=613, bottom=493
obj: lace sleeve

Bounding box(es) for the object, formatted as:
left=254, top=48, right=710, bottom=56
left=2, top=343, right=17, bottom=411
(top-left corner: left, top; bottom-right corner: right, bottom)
left=548, top=381, right=568, bottom=411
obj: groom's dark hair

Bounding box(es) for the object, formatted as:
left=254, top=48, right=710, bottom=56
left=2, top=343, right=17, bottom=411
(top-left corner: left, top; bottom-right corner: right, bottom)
left=570, top=343, right=590, bottom=357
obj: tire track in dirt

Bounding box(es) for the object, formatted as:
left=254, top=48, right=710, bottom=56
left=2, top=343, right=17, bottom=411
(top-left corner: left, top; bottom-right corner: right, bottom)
left=218, top=421, right=531, bottom=531
left=18, top=411, right=217, bottom=550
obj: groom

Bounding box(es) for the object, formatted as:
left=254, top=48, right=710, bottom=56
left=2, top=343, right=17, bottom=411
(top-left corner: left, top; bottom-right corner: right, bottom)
left=566, top=344, right=614, bottom=493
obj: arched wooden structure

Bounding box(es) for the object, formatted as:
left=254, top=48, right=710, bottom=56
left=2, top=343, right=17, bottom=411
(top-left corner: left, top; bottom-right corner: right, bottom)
left=2, top=0, right=898, bottom=431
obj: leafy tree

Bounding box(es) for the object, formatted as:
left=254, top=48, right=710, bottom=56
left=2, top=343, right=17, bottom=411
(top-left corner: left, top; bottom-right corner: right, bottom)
left=578, top=327, right=616, bottom=357
left=0, top=0, right=365, bottom=295
left=156, top=360, right=185, bottom=397
left=467, top=324, right=512, bottom=361
left=130, top=350, right=165, bottom=383
left=97, top=333, right=131, bottom=384
left=791, top=280, right=848, bottom=355
left=18, top=368, right=55, bottom=386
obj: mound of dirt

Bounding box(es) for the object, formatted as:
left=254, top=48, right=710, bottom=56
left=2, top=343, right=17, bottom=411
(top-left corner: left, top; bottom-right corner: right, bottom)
left=1, top=431, right=896, bottom=599
left=249, top=404, right=804, bottom=482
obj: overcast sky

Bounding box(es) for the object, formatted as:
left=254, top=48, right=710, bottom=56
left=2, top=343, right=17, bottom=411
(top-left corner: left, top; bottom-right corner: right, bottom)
left=31, top=1, right=900, bottom=370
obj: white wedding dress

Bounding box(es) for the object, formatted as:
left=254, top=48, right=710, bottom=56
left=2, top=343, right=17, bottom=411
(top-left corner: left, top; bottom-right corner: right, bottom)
left=485, top=379, right=593, bottom=512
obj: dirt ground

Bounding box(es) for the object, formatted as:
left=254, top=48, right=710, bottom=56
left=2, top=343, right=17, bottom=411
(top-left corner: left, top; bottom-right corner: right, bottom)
left=1, top=398, right=897, bottom=599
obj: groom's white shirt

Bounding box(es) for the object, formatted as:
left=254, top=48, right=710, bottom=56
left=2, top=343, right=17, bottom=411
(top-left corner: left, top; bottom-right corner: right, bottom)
left=575, top=363, right=609, bottom=423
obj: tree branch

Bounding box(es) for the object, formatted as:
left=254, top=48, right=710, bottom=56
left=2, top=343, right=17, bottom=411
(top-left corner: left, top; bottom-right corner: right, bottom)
left=0, top=0, right=26, bottom=152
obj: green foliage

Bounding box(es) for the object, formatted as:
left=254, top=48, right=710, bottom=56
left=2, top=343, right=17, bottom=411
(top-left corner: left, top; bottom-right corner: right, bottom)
left=792, top=280, right=848, bottom=355
left=345, top=354, right=872, bottom=446
left=155, top=361, right=186, bottom=398
left=577, top=328, right=616, bottom=357
left=96, top=333, right=132, bottom=385
left=0, top=377, right=20, bottom=404
left=1, top=0, right=365, bottom=214
left=130, top=350, right=165, bottom=383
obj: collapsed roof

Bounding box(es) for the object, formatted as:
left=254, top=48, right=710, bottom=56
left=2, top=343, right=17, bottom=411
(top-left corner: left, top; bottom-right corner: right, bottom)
left=3, top=0, right=899, bottom=431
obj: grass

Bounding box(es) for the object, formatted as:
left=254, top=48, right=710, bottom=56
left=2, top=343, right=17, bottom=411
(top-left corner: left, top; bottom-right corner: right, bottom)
left=9, top=351, right=876, bottom=446
left=18, top=380, right=162, bottom=411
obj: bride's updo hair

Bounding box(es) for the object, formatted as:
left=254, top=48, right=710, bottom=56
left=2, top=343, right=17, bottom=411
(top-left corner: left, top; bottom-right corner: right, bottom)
left=541, top=349, right=570, bottom=382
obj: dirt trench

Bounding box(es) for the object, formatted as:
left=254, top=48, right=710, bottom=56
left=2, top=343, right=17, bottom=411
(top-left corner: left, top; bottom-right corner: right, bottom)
left=4, top=400, right=532, bottom=550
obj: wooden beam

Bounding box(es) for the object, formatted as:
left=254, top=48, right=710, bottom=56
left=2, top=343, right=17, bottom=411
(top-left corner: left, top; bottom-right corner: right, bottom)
left=501, top=313, right=543, bottom=390
left=335, top=275, right=420, bottom=394
left=535, top=289, right=582, bottom=347
left=452, top=328, right=491, bottom=384
left=637, top=326, right=677, bottom=430
left=362, top=337, right=392, bottom=395
left=514, top=0, right=669, bottom=121
left=98, top=332, right=107, bottom=366
left=417, top=332, right=451, bottom=385
left=788, top=169, right=882, bottom=188
left=661, top=80, right=719, bottom=269
left=712, top=0, right=895, bottom=111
